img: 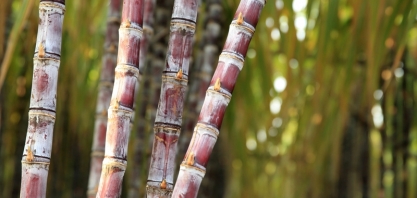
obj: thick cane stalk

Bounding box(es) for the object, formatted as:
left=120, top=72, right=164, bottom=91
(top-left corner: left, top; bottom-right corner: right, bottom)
left=128, top=0, right=155, bottom=197
left=20, top=1, right=65, bottom=197
left=146, top=0, right=198, bottom=196
left=95, top=0, right=144, bottom=197
left=172, top=0, right=265, bottom=197
left=87, top=0, right=122, bottom=197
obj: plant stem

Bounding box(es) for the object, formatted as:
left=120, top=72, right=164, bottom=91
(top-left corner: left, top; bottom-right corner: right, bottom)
left=95, top=0, right=144, bottom=197
left=180, top=0, right=224, bottom=164
left=179, top=2, right=225, bottom=196
left=146, top=0, right=198, bottom=196
left=131, top=1, right=174, bottom=197
left=172, top=0, right=265, bottom=197
left=86, top=0, right=121, bottom=197
left=20, top=1, right=65, bottom=197
left=128, top=0, right=155, bottom=197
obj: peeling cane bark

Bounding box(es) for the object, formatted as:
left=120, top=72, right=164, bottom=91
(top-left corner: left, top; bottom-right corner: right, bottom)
left=20, top=1, right=65, bottom=198
left=95, top=0, right=144, bottom=197
left=172, top=0, right=265, bottom=197
left=146, top=0, right=198, bottom=197
left=87, top=0, right=122, bottom=197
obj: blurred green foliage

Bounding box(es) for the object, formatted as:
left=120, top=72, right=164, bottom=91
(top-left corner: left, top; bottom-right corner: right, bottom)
left=2, top=0, right=417, bottom=197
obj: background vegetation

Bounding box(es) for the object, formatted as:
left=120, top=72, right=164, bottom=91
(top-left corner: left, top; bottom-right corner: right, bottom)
left=2, top=0, right=417, bottom=197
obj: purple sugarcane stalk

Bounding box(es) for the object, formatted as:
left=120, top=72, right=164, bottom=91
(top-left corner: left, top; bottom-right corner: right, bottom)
left=95, top=0, right=144, bottom=197
left=87, top=0, right=122, bottom=197
left=20, top=0, right=66, bottom=197
left=172, top=0, right=265, bottom=197
left=128, top=0, right=155, bottom=197
left=146, top=0, right=198, bottom=197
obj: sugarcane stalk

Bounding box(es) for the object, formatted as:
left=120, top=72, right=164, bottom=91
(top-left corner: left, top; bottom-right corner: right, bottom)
left=138, top=0, right=155, bottom=74
left=20, top=1, right=65, bottom=197
left=178, top=2, right=225, bottom=196
left=86, top=0, right=122, bottom=197
left=146, top=0, right=198, bottom=196
left=180, top=0, right=224, bottom=162
left=95, top=0, right=144, bottom=197
left=128, top=0, right=155, bottom=197
left=172, top=0, right=265, bottom=197
left=130, top=1, right=174, bottom=197
left=144, top=1, right=174, bottom=159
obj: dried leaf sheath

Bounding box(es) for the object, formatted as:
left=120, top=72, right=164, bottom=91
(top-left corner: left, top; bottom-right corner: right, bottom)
left=172, top=0, right=265, bottom=197
left=95, top=0, right=144, bottom=197
left=146, top=0, right=197, bottom=197
left=87, top=0, right=122, bottom=197
left=20, top=1, right=65, bottom=198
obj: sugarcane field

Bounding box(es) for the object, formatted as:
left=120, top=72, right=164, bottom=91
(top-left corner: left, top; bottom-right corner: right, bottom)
left=2, top=0, right=417, bottom=197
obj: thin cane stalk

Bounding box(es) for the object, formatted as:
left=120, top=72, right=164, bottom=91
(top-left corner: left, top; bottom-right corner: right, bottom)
left=95, top=0, right=144, bottom=197
left=20, top=1, right=65, bottom=197
left=146, top=0, right=198, bottom=196
left=172, top=0, right=265, bottom=197
left=86, top=0, right=122, bottom=197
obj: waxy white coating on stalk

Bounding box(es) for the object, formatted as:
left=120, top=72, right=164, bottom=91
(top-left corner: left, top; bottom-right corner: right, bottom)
left=23, top=111, right=55, bottom=160
left=147, top=125, right=180, bottom=187
left=171, top=0, right=198, bottom=22
left=218, top=52, right=244, bottom=71
left=154, top=77, right=188, bottom=125
left=112, top=64, right=140, bottom=93
left=165, top=23, right=195, bottom=75
left=173, top=165, right=204, bottom=195
left=223, top=23, right=253, bottom=53
left=117, top=29, right=143, bottom=66
left=105, top=108, right=135, bottom=156
left=34, top=3, right=65, bottom=60
left=172, top=0, right=265, bottom=197
left=30, top=58, right=60, bottom=110
left=199, top=88, right=231, bottom=123
left=98, top=158, right=126, bottom=197
left=21, top=2, right=65, bottom=198
left=207, top=85, right=232, bottom=99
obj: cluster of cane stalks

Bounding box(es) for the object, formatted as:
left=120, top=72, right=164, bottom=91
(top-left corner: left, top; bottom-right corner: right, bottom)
left=20, top=0, right=265, bottom=197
